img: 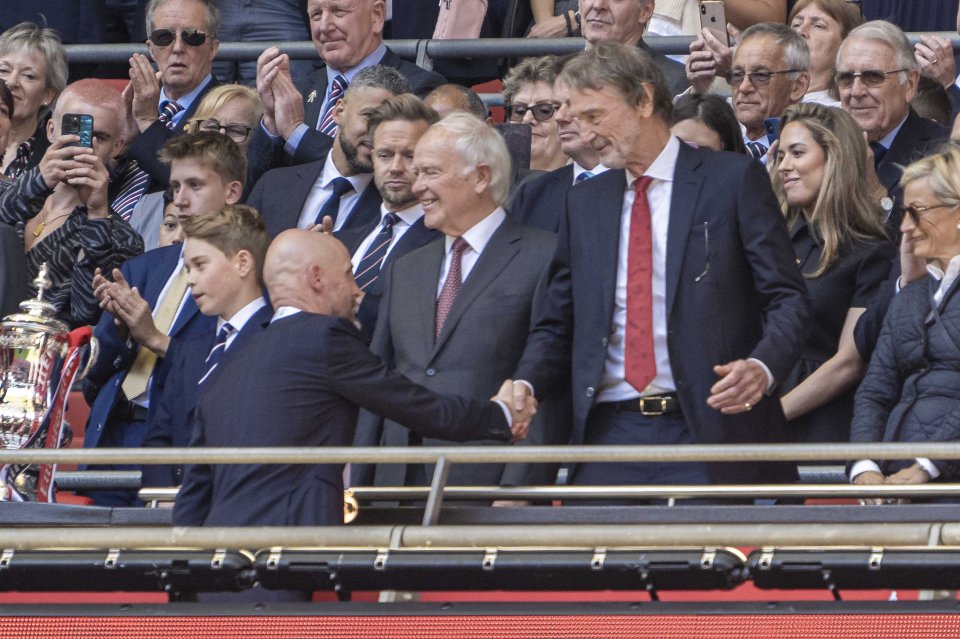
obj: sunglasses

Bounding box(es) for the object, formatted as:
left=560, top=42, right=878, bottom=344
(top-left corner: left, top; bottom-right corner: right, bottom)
left=149, top=28, right=209, bottom=47
left=506, top=102, right=560, bottom=123
left=195, top=119, right=253, bottom=143
left=835, top=68, right=908, bottom=89
left=901, top=202, right=958, bottom=225
left=724, top=69, right=800, bottom=88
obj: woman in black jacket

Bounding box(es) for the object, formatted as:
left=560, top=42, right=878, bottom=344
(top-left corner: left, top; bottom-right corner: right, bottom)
left=851, top=145, right=960, bottom=498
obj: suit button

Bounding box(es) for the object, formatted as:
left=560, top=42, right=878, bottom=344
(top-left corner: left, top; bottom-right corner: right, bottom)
left=600, top=337, right=608, bottom=347
left=113, top=356, right=123, bottom=368
left=425, top=368, right=436, bottom=377
left=585, top=387, right=595, bottom=398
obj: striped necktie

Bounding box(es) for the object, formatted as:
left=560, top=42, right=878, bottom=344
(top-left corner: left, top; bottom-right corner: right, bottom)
left=746, top=140, right=768, bottom=160
left=354, top=213, right=399, bottom=291
left=111, top=159, right=151, bottom=222
left=197, top=323, right=236, bottom=388
left=435, top=237, right=469, bottom=338
left=158, top=101, right=183, bottom=130
left=318, top=75, right=348, bottom=137
left=575, top=171, right=595, bottom=184
left=315, top=177, right=355, bottom=226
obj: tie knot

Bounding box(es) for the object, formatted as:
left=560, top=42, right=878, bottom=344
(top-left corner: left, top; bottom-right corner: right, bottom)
left=216, top=322, right=235, bottom=342
left=575, top=171, right=595, bottom=184
left=382, top=212, right=399, bottom=229
left=451, top=237, right=469, bottom=256
left=634, top=176, right=654, bottom=194
left=332, top=74, right=348, bottom=92
left=159, top=100, right=183, bottom=118
left=329, top=177, right=354, bottom=197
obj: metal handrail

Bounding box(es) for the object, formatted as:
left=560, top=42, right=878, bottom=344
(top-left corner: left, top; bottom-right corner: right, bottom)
left=11, top=442, right=960, bottom=464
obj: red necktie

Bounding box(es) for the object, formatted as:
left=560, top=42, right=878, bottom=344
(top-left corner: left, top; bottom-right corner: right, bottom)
left=435, top=237, right=469, bottom=338
left=625, top=176, right=656, bottom=392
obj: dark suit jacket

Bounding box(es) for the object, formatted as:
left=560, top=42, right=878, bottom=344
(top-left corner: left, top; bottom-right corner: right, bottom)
left=352, top=216, right=563, bottom=488
left=639, top=40, right=689, bottom=97
left=82, top=245, right=216, bottom=451
left=172, top=312, right=511, bottom=527
left=336, top=213, right=442, bottom=343
left=245, top=158, right=382, bottom=237
left=141, top=302, right=273, bottom=488
left=853, top=109, right=949, bottom=360
left=514, top=142, right=810, bottom=485
left=245, top=47, right=445, bottom=184
left=507, top=164, right=574, bottom=233
left=0, top=222, right=27, bottom=317
left=125, top=77, right=220, bottom=190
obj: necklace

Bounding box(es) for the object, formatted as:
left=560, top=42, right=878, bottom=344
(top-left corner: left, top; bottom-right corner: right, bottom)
left=33, top=210, right=71, bottom=237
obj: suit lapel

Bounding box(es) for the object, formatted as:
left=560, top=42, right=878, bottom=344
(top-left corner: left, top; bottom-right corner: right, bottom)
left=343, top=182, right=383, bottom=230
left=432, top=217, right=522, bottom=358
left=665, top=142, right=704, bottom=315
left=878, top=110, right=927, bottom=192
left=303, top=69, right=329, bottom=130
left=172, top=77, right=219, bottom=134
left=575, top=169, right=626, bottom=330
left=381, top=218, right=440, bottom=273
left=413, top=241, right=445, bottom=360
left=288, top=161, right=326, bottom=230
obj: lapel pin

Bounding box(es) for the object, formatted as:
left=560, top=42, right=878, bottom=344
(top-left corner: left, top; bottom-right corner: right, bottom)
left=307, top=90, right=317, bottom=103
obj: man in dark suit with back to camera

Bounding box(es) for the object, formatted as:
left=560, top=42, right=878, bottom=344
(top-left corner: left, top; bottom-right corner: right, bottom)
left=173, top=230, right=533, bottom=528
left=510, top=43, right=810, bottom=490
left=246, top=66, right=411, bottom=238
left=247, top=0, right=445, bottom=178
left=352, top=113, right=560, bottom=490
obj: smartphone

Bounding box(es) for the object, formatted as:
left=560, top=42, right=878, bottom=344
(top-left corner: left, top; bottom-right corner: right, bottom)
left=494, top=122, right=532, bottom=171
left=699, top=1, right=729, bottom=46
left=61, top=113, right=94, bottom=148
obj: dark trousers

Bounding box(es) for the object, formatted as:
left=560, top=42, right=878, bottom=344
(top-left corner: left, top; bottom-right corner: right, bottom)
left=79, top=415, right=147, bottom=507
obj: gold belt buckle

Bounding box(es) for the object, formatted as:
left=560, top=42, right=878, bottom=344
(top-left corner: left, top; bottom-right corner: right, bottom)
left=639, top=397, right=668, bottom=416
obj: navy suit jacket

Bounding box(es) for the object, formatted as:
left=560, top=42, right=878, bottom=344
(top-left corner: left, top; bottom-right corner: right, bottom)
left=172, top=312, right=510, bottom=527
left=141, top=302, right=273, bottom=488
left=514, top=141, right=810, bottom=484
left=246, top=158, right=382, bottom=238
left=507, top=164, right=574, bottom=233
left=245, top=47, right=444, bottom=184
left=336, top=214, right=442, bottom=342
left=82, top=244, right=216, bottom=450
left=125, top=77, right=220, bottom=190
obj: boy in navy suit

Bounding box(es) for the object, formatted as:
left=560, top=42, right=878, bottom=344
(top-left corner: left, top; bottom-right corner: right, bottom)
left=142, top=204, right=272, bottom=489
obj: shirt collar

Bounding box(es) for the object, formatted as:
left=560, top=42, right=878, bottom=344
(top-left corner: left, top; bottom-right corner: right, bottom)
left=625, top=135, right=680, bottom=189
left=444, top=207, right=506, bottom=255
left=381, top=202, right=424, bottom=227
left=159, top=73, right=211, bottom=112
left=219, top=296, right=267, bottom=332
left=326, top=42, right=388, bottom=80
left=320, top=149, right=372, bottom=192
left=876, top=112, right=909, bottom=151
left=271, top=306, right=302, bottom=323
left=572, top=161, right=610, bottom=182
left=926, top=254, right=960, bottom=281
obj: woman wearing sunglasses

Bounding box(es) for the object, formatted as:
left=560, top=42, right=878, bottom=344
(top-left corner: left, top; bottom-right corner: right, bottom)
left=0, top=22, right=68, bottom=180
left=851, top=145, right=960, bottom=500
left=769, top=102, right=894, bottom=444
left=502, top=55, right=567, bottom=173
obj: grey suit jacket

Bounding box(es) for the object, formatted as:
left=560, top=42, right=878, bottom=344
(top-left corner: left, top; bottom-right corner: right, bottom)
left=352, top=215, right=563, bottom=488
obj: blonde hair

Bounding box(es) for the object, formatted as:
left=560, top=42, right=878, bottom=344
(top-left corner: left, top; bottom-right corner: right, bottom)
left=181, top=204, right=268, bottom=286
left=900, top=144, right=960, bottom=209
left=769, top=103, right=887, bottom=277
left=186, top=83, right=263, bottom=131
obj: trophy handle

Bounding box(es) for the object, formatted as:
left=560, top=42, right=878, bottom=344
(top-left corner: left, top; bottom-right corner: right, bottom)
left=75, top=336, right=98, bottom=382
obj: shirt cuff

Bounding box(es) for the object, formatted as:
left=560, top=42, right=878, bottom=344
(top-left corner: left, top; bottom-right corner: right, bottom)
left=915, top=458, right=940, bottom=479
left=747, top=358, right=775, bottom=394
left=516, top=379, right=535, bottom=398
left=849, top=459, right=882, bottom=482
left=259, top=118, right=280, bottom=140
left=283, top=123, right=309, bottom=156
left=493, top=399, right=513, bottom=429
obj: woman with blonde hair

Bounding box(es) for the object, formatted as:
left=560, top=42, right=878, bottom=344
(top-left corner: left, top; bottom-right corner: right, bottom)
left=770, top=102, right=894, bottom=442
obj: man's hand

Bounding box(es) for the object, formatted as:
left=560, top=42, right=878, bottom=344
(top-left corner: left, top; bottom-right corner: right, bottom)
left=256, top=47, right=285, bottom=135
left=899, top=228, right=927, bottom=287
left=707, top=359, right=766, bottom=415
left=915, top=35, right=956, bottom=89
left=66, top=151, right=111, bottom=218
left=271, top=67, right=306, bottom=140
left=128, top=53, right=162, bottom=133
left=852, top=469, right=887, bottom=505
left=886, top=464, right=931, bottom=485
left=309, top=215, right=334, bottom=234
left=37, top=135, right=82, bottom=189
left=686, top=26, right=737, bottom=94
left=528, top=15, right=568, bottom=38
left=106, top=270, right=170, bottom=357
left=494, top=379, right=537, bottom=442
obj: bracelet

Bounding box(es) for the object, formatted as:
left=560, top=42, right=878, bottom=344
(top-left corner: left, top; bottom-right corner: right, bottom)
left=563, top=10, right=574, bottom=37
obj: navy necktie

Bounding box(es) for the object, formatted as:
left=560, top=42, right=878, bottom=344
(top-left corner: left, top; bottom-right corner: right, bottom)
left=746, top=140, right=767, bottom=160
left=158, top=100, right=183, bottom=130
left=315, top=177, right=355, bottom=226
left=354, top=213, right=399, bottom=291
left=318, top=74, right=348, bottom=137
left=197, top=323, right=235, bottom=388
left=575, top=171, right=595, bottom=184
left=870, top=141, right=888, bottom=169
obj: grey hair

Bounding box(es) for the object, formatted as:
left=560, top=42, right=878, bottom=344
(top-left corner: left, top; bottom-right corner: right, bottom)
left=0, top=22, right=68, bottom=96
left=839, top=20, right=919, bottom=84
left=146, top=0, right=221, bottom=38
left=502, top=55, right=564, bottom=104
left=346, top=64, right=413, bottom=97
left=736, top=22, right=810, bottom=73
left=432, top=112, right=512, bottom=207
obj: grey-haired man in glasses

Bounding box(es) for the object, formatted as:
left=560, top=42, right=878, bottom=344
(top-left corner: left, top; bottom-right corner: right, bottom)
left=123, top=0, right=222, bottom=189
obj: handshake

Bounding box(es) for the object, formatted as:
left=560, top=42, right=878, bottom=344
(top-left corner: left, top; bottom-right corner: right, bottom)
left=492, top=379, right=538, bottom=442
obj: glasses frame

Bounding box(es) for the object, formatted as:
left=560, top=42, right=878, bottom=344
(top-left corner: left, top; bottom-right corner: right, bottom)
left=902, top=202, right=959, bottom=225
left=724, top=69, right=800, bottom=88
left=149, top=28, right=209, bottom=47
left=194, top=119, right=253, bottom=143
left=505, top=101, right=560, bottom=123
left=834, top=68, right=909, bottom=89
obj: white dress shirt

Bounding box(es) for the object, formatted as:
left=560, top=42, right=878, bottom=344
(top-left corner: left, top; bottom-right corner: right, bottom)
left=296, top=150, right=373, bottom=231
left=350, top=203, right=424, bottom=271
left=436, top=208, right=506, bottom=297
left=218, top=297, right=268, bottom=351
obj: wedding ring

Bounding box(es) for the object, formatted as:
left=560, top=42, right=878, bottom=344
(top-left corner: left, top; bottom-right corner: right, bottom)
left=932, top=58, right=939, bottom=63
left=744, top=402, right=752, bottom=411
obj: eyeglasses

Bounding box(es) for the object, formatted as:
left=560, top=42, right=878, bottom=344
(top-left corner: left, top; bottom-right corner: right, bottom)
left=149, top=28, right=209, bottom=47
left=724, top=69, right=800, bottom=87
left=506, top=102, right=560, bottom=123
left=195, top=119, right=253, bottom=143
left=901, top=202, right=958, bottom=225
left=835, top=68, right=908, bottom=89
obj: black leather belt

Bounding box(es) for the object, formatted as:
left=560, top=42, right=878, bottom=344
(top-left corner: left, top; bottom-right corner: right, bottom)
left=605, top=394, right=681, bottom=416
left=112, top=400, right=149, bottom=422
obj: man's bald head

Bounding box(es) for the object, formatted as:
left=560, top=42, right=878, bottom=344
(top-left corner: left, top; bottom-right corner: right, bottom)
left=264, top=230, right=360, bottom=320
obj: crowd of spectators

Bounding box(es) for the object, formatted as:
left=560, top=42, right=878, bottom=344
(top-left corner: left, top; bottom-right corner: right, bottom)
left=2, top=0, right=960, bottom=528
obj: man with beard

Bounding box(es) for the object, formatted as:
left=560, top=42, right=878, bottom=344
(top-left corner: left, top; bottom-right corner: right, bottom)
left=335, top=94, right=442, bottom=342
left=245, top=65, right=409, bottom=237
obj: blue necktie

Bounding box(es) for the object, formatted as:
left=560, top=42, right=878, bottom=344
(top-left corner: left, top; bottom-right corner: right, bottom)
left=318, top=75, right=348, bottom=137
left=315, top=177, right=355, bottom=226
left=158, top=100, right=183, bottom=130
left=870, top=141, right=888, bottom=169
left=746, top=140, right=767, bottom=160
left=575, top=171, right=595, bottom=184
left=197, top=323, right=235, bottom=388
left=354, top=213, right=399, bottom=291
